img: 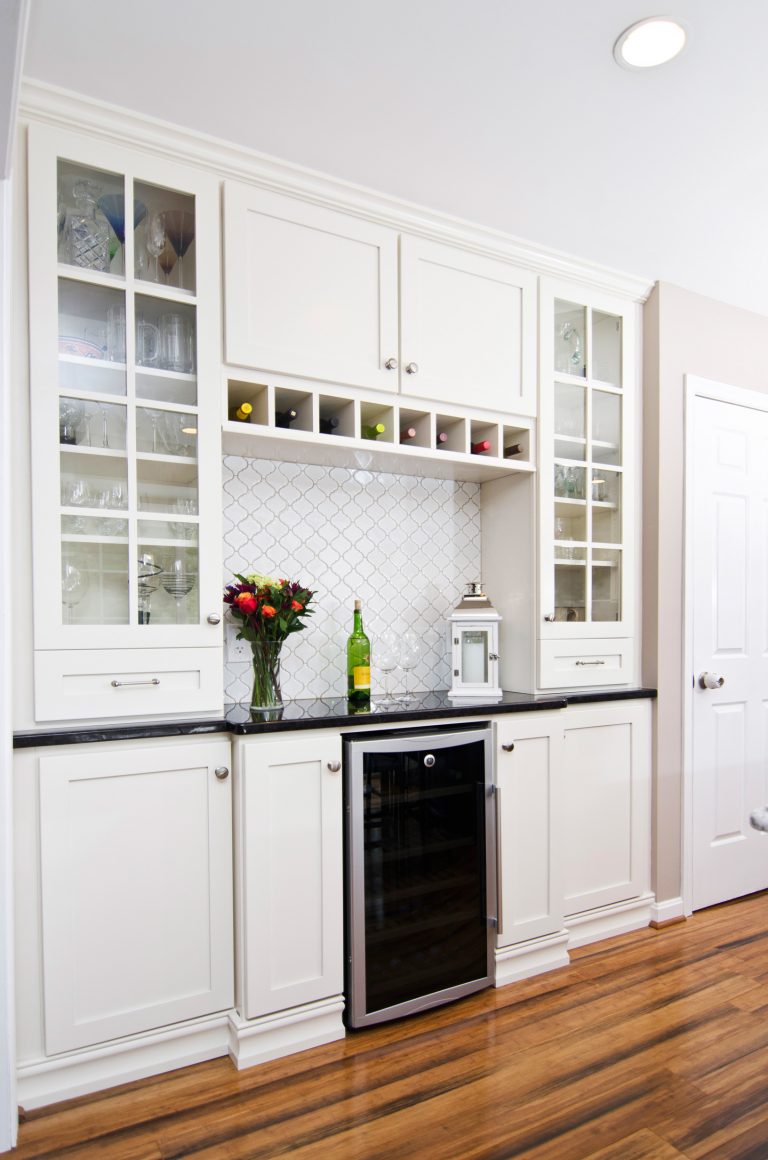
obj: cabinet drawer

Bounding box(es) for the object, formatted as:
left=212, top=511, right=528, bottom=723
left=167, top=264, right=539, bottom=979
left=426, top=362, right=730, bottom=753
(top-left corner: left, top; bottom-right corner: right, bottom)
left=34, top=648, right=223, bottom=721
left=538, top=638, right=633, bottom=689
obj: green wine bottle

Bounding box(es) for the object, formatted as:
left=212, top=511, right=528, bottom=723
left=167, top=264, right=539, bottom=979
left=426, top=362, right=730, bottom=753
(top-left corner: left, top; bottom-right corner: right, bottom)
left=361, top=422, right=386, bottom=440
left=346, top=599, right=371, bottom=706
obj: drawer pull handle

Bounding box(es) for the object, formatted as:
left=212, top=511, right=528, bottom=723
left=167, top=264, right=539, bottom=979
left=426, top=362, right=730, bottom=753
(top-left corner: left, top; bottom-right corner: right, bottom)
left=110, top=678, right=161, bottom=687
left=574, top=660, right=606, bottom=667
left=501, top=742, right=515, bottom=752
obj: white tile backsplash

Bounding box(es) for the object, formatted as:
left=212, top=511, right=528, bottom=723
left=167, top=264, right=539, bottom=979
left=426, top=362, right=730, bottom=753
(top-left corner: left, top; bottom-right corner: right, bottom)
left=222, top=456, right=482, bottom=702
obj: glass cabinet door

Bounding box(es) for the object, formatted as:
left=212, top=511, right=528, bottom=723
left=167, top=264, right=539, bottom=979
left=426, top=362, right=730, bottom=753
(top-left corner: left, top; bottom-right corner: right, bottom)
left=544, top=288, right=632, bottom=633
left=29, top=125, right=220, bottom=650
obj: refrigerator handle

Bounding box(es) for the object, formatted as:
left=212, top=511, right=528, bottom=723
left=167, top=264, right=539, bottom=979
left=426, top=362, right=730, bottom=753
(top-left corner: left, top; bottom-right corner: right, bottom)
left=493, top=783, right=503, bottom=936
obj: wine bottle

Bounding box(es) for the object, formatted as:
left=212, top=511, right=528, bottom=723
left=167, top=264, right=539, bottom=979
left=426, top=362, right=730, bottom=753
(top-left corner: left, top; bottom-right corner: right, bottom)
left=275, top=407, right=298, bottom=428
left=229, top=402, right=252, bottom=423
left=504, top=443, right=523, bottom=457
left=471, top=439, right=491, bottom=454
left=361, top=422, right=386, bottom=441
left=436, top=431, right=448, bottom=447
left=400, top=426, right=417, bottom=441
left=319, top=416, right=339, bottom=435
left=346, top=599, right=371, bottom=707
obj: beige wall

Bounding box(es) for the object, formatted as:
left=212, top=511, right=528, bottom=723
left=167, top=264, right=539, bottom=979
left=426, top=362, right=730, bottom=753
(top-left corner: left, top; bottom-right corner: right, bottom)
left=643, top=281, right=768, bottom=906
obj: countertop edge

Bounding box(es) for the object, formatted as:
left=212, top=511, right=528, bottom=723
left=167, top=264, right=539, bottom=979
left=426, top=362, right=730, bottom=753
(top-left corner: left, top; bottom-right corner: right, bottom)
left=13, top=688, right=657, bottom=748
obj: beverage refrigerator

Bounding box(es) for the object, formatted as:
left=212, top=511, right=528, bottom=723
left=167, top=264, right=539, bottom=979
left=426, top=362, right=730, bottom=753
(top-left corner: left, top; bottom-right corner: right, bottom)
left=343, top=724, right=497, bottom=1028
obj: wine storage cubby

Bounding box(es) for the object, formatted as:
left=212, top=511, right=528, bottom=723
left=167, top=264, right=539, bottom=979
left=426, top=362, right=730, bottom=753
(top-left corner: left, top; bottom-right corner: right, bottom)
left=223, top=374, right=534, bottom=483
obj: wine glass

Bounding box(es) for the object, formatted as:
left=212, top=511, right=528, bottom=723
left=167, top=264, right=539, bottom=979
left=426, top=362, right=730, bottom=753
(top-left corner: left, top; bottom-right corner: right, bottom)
left=97, top=194, right=147, bottom=275
left=137, top=553, right=162, bottom=625
left=161, top=558, right=197, bottom=623
left=374, top=629, right=400, bottom=708
left=162, top=210, right=195, bottom=291
left=399, top=631, right=422, bottom=704
left=145, top=211, right=166, bottom=282
left=61, top=562, right=89, bottom=624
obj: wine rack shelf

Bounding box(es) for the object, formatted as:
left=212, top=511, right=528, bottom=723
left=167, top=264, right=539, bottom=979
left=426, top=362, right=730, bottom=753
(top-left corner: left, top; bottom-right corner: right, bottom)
left=222, top=376, right=535, bottom=484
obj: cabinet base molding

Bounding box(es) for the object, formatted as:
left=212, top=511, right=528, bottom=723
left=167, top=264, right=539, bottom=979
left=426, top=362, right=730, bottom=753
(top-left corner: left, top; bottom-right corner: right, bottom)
left=228, top=996, right=346, bottom=1071
left=16, top=1013, right=232, bottom=1111
left=565, top=892, right=655, bottom=949
left=649, top=897, right=686, bottom=927
left=494, top=930, right=570, bottom=987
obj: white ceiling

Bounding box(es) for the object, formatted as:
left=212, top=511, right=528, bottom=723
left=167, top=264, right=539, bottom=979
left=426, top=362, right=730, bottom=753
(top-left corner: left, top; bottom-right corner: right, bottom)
left=21, top=0, right=768, bottom=316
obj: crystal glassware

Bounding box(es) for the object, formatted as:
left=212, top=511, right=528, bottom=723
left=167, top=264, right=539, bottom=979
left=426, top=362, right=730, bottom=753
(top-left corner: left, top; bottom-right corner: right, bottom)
left=162, top=210, right=195, bottom=290
left=61, top=562, right=89, bottom=624
left=137, top=553, right=162, bottom=625
left=374, top=629, right=400, bottom=708
left=161, top=558, right=196, bottom=622
left=399, top=631, right=422, bottom=704
left=68, top=181, right=110, bottom=271
left=145, top=211, right=167, bottom=282
left=97, top=194, right=147, bottom=275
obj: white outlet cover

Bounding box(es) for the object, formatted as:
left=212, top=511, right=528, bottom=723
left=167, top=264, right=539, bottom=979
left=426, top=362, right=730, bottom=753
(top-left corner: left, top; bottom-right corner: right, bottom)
left=226, top=623, right=250, bottom=663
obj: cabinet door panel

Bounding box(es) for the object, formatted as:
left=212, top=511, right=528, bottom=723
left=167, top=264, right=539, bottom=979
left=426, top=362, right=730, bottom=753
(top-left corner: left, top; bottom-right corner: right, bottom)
left=238, top=734, right=343, bottom=1018
left=496, top=716, right=564, bottom=946
left=224, top=183, right=399, bottom=392
left=39, top=740, right=233, bottom=1054
left=561, top=703, right=651, bottom=915
left=400, top=236, right=536, bottom=416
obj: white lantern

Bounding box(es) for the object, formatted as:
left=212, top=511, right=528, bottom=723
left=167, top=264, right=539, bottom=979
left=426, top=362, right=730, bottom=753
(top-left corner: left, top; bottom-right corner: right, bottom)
left=448, top=583, right=502, bottom=700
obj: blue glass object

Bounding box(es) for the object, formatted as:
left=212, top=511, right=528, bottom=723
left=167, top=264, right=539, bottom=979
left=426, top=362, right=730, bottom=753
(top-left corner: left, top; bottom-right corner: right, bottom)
left=97, top=195, right=148, bottom=244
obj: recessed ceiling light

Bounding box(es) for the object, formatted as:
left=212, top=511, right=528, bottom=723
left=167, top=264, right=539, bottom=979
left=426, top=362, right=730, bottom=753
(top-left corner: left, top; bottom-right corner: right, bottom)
left=614, top=17, right=687, bottom=69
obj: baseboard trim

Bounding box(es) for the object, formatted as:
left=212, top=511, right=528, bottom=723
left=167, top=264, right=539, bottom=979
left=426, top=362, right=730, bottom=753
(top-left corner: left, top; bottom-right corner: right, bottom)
left=494, top=930, right=571, bottom=987
left=16, top=1014, right=231, bottom=1110
left=649, top=897, right=685, bottom=928
left=566, top=893, right=655, bottom=949
left=228, top=996, right=345, bottom=1070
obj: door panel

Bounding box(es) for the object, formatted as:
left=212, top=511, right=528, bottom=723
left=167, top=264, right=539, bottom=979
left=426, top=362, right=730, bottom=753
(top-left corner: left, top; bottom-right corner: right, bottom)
left=692, top=393, right=768, bottom=909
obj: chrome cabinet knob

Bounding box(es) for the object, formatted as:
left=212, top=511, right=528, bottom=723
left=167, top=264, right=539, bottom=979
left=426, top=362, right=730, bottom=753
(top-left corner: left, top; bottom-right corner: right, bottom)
left=214, top=766, right=229, bottom=780
left=207, top=613, right=221, bottom=625
left=405, top=362, right=419, bottom=375
left=424, top=754, right=436, bottom=767
left=698, top=671, right=725, bottom=690
left=501, top=743, right=515, bottom=752
left=384, top=357, right=398, bottom=370
left=543, top=613, right=556, bottom=623
left=327, top=761, right=341, bottom=773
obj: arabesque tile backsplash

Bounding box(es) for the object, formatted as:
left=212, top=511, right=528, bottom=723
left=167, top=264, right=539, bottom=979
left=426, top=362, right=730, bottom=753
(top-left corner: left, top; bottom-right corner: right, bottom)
left=222, top=456, right=482, bottom=703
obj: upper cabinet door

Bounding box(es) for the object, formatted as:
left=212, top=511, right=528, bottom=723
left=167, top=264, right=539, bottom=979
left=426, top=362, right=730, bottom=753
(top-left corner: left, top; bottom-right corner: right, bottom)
left=399, top=236, right=537, bottom=417
left=223, top=183, right=399, bottom=392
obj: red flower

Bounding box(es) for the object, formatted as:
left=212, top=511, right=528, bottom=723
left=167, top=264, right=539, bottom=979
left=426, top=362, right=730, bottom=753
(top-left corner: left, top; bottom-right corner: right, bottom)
left=235, top=592, right=257, bottom=614
left=262, top=604, right=277, bottom=617
left=291, top=600, right=304, bottom=611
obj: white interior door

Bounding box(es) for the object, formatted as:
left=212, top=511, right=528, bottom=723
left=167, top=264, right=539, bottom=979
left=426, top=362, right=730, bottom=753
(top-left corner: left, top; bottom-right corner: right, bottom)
left=691, top=389, right=768, bottom=910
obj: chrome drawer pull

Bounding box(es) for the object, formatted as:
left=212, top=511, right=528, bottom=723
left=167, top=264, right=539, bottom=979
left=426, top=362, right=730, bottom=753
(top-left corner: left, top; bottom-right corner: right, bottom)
left=501, top=743, right=515, bottom=752
left=494, top=784, right=503, bottom=936
left=110, top=678, right=161, bottom=687
left=574, top=660, right=606, bottom=667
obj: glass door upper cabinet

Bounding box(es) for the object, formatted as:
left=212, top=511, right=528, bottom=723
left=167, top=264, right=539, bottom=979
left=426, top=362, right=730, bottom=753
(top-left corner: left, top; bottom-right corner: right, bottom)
left=542, top=280, right=635, bottom=641
left=28, top=123, right=221, bottom=662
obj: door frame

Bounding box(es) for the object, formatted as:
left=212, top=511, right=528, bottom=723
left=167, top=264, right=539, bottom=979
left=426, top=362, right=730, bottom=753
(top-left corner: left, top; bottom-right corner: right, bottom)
left=682, top=374, right=768, bottom=915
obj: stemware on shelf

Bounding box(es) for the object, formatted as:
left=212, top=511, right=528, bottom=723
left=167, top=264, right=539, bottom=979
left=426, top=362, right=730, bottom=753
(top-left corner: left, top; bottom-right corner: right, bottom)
left=137, top=553, right=162, bottom=625
left=61, top=562, right=89, bottom=624
left=97, top=194, right=147, bottom=275
left=162, top=210, right=195, bottom=290
left=161, top=558, right=197, bottom=623
left=145, top=211, right=167, bottom=282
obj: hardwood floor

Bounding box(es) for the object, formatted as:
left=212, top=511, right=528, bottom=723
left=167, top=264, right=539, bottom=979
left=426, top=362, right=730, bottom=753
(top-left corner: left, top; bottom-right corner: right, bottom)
left=14, top=892, right=768, bottom=1159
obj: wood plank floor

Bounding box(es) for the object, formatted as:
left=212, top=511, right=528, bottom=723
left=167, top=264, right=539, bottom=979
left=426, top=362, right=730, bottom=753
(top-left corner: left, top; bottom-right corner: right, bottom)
left=14, top=892, right=768, bottom=1159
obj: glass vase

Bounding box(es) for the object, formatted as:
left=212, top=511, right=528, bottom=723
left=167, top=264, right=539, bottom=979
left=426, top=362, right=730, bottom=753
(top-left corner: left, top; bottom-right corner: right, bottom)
left=250, top=638, right=284, bottom=711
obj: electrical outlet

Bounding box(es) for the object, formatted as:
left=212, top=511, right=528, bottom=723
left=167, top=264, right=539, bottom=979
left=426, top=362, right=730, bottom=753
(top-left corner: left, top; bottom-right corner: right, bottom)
left=226, top=624, right=250, bottom=663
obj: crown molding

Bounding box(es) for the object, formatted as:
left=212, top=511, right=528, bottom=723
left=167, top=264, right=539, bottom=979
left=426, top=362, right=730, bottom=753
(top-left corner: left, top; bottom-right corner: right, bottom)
left=19, top=78, right=653, bottom=303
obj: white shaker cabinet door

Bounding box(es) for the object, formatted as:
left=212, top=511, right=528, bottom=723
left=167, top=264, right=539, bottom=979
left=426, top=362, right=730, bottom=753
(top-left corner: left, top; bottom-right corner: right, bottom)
left=235, top=733, right=344, bottom=1020
left=495, top=714, right=565, bottom=947
left=39, top=740, right=234, bottom=1055
left=224, top=183, right=399, bottom=392
left=399, top=235, right=537, bottom=416
left=561, top=701, right=651, bottom=917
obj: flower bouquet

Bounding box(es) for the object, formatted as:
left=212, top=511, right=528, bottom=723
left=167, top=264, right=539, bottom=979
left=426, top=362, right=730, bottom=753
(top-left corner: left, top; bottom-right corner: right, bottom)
left=224, top=572, right=315, bottom=710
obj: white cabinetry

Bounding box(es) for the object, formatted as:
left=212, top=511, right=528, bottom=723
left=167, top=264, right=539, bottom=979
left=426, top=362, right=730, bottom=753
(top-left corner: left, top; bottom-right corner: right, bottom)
left=37, top=739, right=234, bottom=1055
left=27, top=124, right=223, bottom=720
left=223, top=183, right=536, bottom=415
left=538, top=278, right=638, bottom=688
left=560, top=700, right=652, bottom=945
left=233, top=731, right=344, bottom=1041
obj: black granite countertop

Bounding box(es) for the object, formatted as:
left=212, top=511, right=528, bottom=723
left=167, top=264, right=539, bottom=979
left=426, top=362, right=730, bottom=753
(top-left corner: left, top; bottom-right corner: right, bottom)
left=12, top=687, right=656, bottom=748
